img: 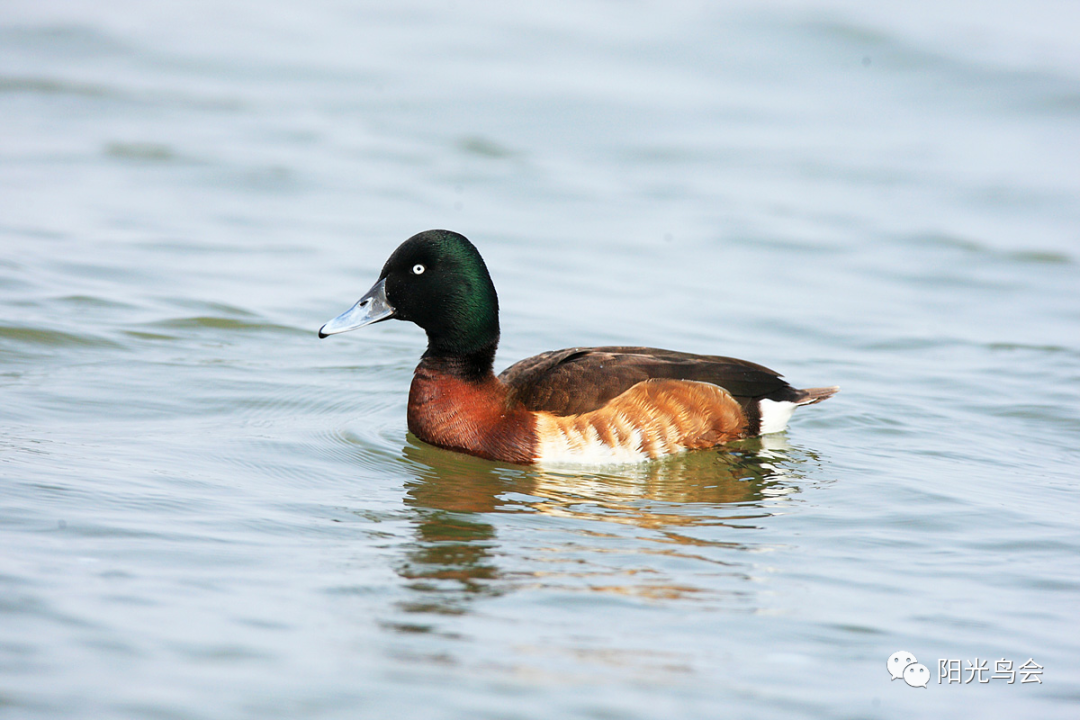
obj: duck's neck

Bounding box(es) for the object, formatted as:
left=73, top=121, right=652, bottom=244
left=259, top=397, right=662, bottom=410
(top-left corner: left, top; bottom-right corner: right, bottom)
left=418, top=341, right=498, bottom=383
left=407, top=343, right=536, bottom=463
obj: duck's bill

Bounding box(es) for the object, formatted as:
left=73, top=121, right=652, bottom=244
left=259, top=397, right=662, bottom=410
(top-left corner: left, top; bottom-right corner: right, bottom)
left=318, top=278, right=395, bottom=338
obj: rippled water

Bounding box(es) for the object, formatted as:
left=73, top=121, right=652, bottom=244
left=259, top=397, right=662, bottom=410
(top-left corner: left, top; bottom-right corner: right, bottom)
left=3, top=1, right=1079, bottom=718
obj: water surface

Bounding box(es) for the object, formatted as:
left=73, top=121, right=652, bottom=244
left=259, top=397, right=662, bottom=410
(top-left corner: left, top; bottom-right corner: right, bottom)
left=2, top=1, right=1079, bottom=718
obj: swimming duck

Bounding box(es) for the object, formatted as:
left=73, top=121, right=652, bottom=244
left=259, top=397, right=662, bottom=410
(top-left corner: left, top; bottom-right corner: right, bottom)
left=319, top=230, right=837, bottom=465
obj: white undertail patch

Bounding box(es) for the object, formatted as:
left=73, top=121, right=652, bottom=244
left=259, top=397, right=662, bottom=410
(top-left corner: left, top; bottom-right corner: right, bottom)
left=758, top=399, right=797, bottom=435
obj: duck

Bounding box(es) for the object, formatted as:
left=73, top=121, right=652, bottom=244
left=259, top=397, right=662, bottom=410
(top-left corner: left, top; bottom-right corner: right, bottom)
left=319, top=229, right=838, bottom=465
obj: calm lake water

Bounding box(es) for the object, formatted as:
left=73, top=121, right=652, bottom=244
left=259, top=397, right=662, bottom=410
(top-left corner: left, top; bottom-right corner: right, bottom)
left=2, top=1, right=1079, bottom=718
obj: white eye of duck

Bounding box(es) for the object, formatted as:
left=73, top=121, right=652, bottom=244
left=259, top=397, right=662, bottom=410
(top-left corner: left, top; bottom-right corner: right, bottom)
left=412, top=264, right=425, bottom=275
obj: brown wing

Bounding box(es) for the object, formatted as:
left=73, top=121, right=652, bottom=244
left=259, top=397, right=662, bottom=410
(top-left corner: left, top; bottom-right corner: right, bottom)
left=498, top=346, right=797, bottom=416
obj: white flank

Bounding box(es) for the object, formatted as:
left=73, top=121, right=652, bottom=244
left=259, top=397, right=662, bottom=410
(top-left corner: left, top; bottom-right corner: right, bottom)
left=534, top=417, right=652, bottom=466
left=758, top=399, right=797, bottom=435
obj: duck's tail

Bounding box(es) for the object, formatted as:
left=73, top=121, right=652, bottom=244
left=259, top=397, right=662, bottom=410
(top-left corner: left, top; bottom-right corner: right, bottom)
left=793, top=386, right=840, bottom=406
left=757, top=386, right=839, bottom=435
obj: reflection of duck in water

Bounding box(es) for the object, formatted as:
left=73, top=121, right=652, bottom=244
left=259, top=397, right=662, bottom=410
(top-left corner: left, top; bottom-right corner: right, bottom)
left=403, top=434, right=808, bottom=527
left=321, top=230, right=837, bottom=465
left=397, top=438, right=815, bottom=608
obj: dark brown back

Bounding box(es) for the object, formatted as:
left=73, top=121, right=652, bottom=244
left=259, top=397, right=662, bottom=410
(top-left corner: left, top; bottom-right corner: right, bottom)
left=498, top=346, right=796, bottom=416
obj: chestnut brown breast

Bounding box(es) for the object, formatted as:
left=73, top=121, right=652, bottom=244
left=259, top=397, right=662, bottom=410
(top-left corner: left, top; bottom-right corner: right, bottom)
left=407, top=363, right=537, bottom=464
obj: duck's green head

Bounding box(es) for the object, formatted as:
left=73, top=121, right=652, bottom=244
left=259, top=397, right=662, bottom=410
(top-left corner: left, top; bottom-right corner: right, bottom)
left=319, top=230, right=500, bottom=357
